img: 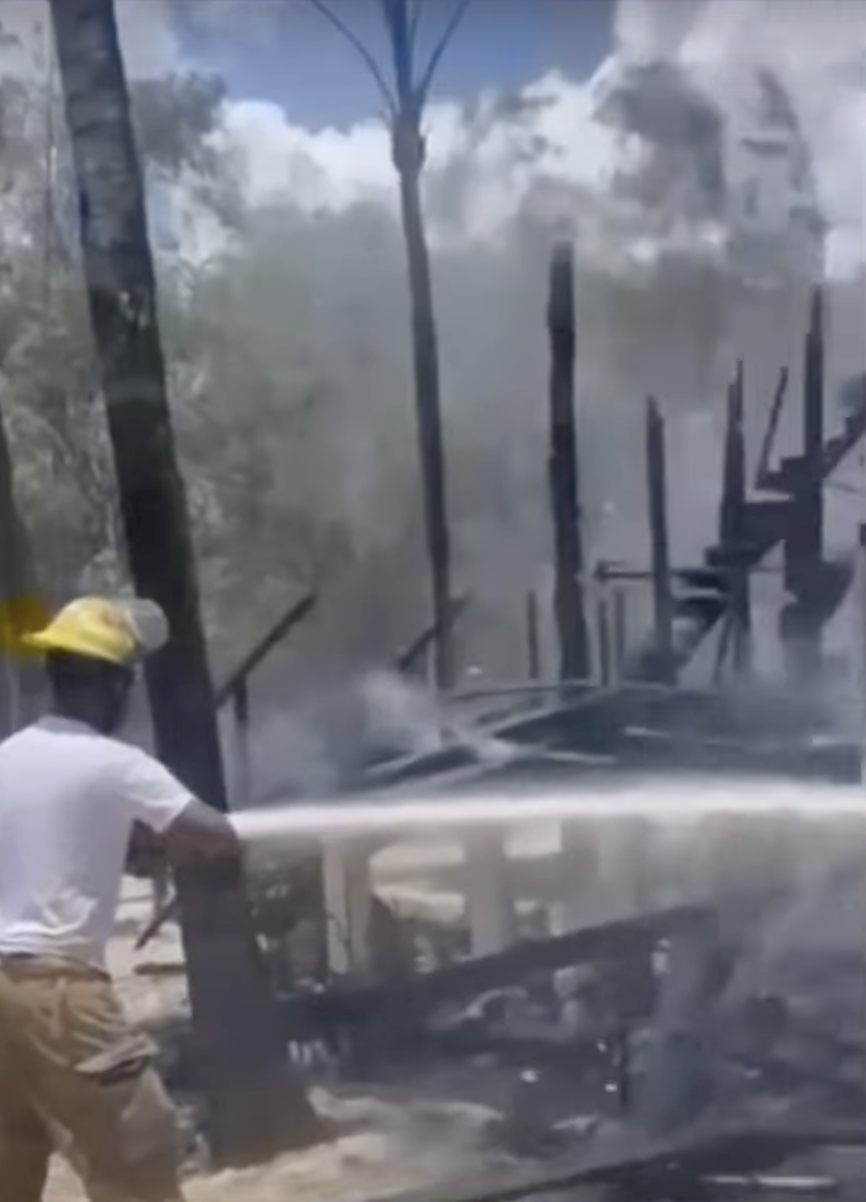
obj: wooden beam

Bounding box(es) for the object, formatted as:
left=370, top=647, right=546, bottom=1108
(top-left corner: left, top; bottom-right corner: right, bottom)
left=719, top=363, right=752, bottom=674
left=278, top=905, right=713, bottom=1034
left=645, top=397, right=674, bottom=682
left=394, top=593, right=469, bottom=675
left=214, top=593, right=316, bottom=708
left=547, top=242, right=590, bottom=681
left=525, top=591, right=541, bottom=681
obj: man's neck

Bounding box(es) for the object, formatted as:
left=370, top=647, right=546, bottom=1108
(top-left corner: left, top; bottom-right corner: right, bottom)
left=48, top=708, right=105, bottom=734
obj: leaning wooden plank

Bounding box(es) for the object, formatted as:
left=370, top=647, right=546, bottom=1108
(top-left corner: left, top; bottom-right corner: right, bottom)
left=279, top=904, right=713, bottom=1032
left=394, top=593, right=470, bottom=675
left=340, top=1121, right=862, bottom=1202
left=213, top=593, right=317, bottom=708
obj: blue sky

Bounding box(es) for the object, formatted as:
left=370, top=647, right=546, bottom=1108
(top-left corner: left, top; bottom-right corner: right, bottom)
left=179, top=0, right=613, bottom=129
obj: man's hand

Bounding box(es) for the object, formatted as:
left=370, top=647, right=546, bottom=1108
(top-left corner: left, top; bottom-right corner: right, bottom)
left=126, top=820, right=168, bottom=879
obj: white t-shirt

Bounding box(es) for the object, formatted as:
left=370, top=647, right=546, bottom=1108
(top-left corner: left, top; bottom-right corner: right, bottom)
left=0, top=716, right=191, bottom=968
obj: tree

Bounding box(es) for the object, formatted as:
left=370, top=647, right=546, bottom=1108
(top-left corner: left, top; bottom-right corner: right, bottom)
left=307, top=0, right=470, bottom=688
left=0, top=393, right=46, bottom=734
left=47, top=0, right=321, bottom=1162
left=0, top=43, right=240, bottom=607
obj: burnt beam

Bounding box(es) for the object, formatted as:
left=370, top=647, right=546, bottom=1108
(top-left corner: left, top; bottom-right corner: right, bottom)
left=645, top=397, right=674, bottom=682
left=547, top=242, right=590, bottom=682
left=278, top=905, right=714, bottom=1034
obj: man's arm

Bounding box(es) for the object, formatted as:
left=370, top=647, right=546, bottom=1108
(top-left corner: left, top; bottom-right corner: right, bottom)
left=163, top=796, right=241, bottom=862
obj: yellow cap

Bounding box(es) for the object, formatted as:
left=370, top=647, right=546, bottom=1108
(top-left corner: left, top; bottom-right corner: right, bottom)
left=0, top=595, right=51, bottom=655
left=22, top=597, right=169, bottom=667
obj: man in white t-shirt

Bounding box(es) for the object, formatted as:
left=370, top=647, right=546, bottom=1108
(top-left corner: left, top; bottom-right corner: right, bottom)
left=0, top=597, right=240, bottom=1202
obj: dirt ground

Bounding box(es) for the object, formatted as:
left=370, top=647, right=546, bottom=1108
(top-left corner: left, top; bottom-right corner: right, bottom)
left=46, top=1088, right=512, bottom=1202
left=44, top=817, right=866, bottom=1200
left=44, top=860, right=537, bottom=1202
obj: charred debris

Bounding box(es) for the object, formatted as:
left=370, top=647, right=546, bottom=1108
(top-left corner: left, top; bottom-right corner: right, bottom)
left=139, top=245, right=866, bottom=1198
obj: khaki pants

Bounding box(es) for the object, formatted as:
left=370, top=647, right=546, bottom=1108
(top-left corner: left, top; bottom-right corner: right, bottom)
left=0, top=956, right=185, bottom=1202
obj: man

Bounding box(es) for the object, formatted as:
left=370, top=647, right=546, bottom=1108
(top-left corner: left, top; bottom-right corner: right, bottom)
left=0, top=596, right=240, bottom=1202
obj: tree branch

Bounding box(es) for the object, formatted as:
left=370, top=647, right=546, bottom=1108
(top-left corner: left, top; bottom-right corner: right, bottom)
left=305, top=0, right=397, bottom=114
left=380, top=0, right=414, bottom=104
left=415, top=0, right=471, bottom=106
left=407, top=0, right=423, bottom=61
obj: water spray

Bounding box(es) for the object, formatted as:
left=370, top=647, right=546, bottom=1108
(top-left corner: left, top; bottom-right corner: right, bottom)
left=229, top=775, right=866, bottom=848
left=136, top=774, right=865, bottom=951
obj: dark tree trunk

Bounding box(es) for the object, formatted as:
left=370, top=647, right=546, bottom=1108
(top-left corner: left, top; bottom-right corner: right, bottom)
left=49, top=0, right=320, bottom=1162
left=0, top=406, right=44, bottom=734
left=387, top=0, right=454, bottom=689
left=395, top=152, right=454, bottom=689
left=546, top=242, right=589, bottom=682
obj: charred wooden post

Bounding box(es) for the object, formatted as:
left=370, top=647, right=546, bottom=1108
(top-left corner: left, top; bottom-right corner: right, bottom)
left=525, top=590, right=541, bottom=681
left=595, top=592, right=612, bottom=685
left=719, top=362, right=752, bottom=674
left=231, top=679, right=252, bottom=805
left=546, top=243, right=593, bottom=936
left=802, top=288, right=825, bottom=584
left=49, top=0, right=320, bottom=1160
left=547, top=242, right=590, bottom=683
left=612, top=588, right=628, bottom=681
left=645, top=397, right=674, bottom=682
left=782, top=288, right=825, bottom=683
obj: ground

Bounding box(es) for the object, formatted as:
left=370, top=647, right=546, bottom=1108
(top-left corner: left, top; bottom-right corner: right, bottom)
left=44, top=844, right=545, bottom=1202
left=43, top=812, right=866, bottom=1200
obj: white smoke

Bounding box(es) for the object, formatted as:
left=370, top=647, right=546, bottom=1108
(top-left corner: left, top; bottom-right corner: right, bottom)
left=1, top=1, right=861, bottom=278
left=221, top=671, right=451, bottom=805
left=3, top=1, right=860, bottom=281
left=194, top=0, right=865, bottom=282
left=610, top=0, right=865, bottom=280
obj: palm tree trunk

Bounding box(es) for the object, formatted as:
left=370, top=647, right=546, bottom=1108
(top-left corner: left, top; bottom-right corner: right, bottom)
left=395, top=146, right=455, bottom=689
left=385, top=0, right=454, bottom=689
left=48, top=0, right=320, bottom=1161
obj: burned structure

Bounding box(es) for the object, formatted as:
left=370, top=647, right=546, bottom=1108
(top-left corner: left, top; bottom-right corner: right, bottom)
left=0, top=3, right=856, bottom=1195
left=134, top=242, right=866, bottom=1198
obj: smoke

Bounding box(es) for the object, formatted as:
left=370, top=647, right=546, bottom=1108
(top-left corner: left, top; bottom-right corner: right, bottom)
left=615, top=1, right=708, bottom=63
left=610, top=0, right=865, bottom=281
left=221, top=669, right=510, bottom=806
left=3, top=1, right=863, bottom=689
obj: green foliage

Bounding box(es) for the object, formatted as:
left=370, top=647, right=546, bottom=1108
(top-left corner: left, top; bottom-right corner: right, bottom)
left=0, top=67, right=359, bottom=664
